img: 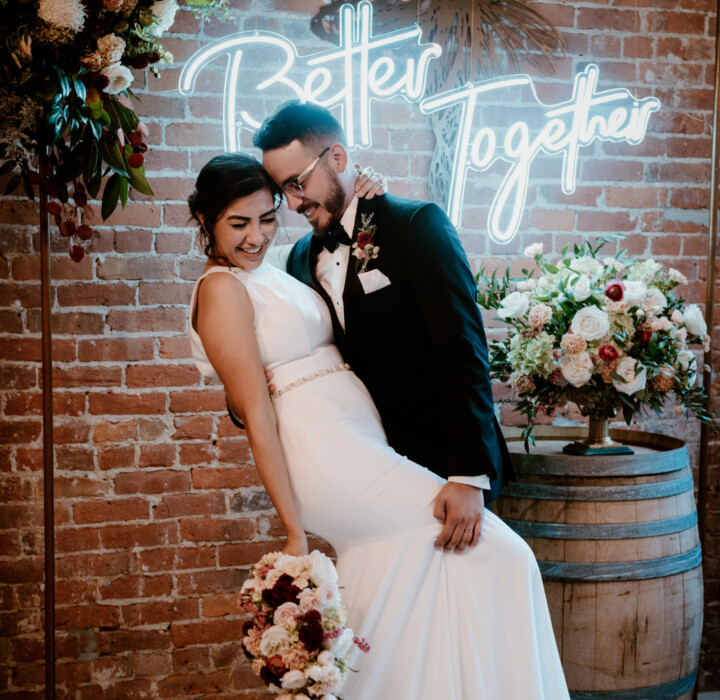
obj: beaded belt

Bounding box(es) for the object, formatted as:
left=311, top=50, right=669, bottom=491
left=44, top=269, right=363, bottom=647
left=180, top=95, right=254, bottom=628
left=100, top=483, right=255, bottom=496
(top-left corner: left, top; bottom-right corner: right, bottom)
left=271, top=362, right=351, bottom=400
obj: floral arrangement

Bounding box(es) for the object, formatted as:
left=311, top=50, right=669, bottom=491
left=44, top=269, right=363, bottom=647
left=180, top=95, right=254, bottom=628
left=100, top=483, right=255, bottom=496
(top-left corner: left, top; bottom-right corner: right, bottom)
left=352, top=213, right=380, bottom=273
left=477, top=235, right=718, bottom=446
left=0, top=0, right=228, bottom=261
left=238, top=550, right=370, bottom=699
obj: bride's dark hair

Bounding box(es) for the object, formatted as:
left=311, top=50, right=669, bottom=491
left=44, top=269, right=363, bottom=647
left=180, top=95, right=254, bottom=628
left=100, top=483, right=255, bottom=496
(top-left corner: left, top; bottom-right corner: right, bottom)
left=188, top=153, right=283, bottom=259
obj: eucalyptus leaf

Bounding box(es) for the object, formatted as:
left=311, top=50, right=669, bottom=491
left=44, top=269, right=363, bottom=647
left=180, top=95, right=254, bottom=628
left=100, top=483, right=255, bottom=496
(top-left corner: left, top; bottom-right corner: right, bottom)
left=99, top=139, right=129, bottom=177
left=4, top=175, right=21, bottom=195
left=0, top=161, right=17, bottom=177
left=126, top=163, right=155, bottom=196
left=118, top=175, right=129, bottom=208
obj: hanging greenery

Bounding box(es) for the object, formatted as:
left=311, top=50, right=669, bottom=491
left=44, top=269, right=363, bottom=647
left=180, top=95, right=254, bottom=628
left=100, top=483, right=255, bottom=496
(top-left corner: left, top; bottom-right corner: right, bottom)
left=0, top=0, right=229, bottom=261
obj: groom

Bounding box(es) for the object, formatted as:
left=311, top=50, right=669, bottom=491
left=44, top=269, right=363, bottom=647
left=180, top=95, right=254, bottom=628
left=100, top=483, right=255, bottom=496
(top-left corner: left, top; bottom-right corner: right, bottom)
left=251, top=100, right=512, bottom=553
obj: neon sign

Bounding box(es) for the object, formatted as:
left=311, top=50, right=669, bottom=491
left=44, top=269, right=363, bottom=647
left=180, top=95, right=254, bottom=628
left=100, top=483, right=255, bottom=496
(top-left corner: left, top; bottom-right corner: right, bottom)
left=178, top=1, right=440, bottom=150
left=420, top=65, right=661, bottom=242
left=179, top=2, right=660, bottom=244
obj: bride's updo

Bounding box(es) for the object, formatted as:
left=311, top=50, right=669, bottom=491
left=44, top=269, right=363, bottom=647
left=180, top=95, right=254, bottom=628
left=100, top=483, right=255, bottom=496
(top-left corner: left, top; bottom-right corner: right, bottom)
left=188, top=153, right=283, bottom=258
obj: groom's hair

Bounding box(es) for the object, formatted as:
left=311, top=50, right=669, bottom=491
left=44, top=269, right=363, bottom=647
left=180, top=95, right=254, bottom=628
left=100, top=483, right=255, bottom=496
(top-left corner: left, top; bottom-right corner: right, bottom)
left=253, top=100, right=348, bottom=151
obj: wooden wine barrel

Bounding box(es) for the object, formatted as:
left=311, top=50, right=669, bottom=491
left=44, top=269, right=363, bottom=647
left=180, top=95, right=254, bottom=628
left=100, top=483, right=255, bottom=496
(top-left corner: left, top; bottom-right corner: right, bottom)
left=495, top=427, right=703, bottom=700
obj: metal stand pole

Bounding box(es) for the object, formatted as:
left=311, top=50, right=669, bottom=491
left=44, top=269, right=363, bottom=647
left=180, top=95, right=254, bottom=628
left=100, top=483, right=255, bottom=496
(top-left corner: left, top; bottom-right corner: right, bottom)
left=695, top=2, right=720, bottom=697
left=39, top=165, right=55, bottom=696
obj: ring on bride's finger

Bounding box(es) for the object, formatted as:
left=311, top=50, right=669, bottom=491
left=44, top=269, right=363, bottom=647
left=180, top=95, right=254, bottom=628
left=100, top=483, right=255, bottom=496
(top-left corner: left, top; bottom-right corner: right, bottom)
left=464, top=527, right=473, bottom=533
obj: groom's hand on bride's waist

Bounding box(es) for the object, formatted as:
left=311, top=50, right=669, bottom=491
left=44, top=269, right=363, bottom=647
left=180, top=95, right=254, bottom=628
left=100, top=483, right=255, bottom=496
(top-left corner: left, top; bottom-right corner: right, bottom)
left=433, top=482, right=484, bottom=553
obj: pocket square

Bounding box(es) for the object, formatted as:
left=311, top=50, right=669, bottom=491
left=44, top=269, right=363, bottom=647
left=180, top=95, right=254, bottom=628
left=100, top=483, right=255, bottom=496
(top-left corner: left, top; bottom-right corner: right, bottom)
left=358, top=268, right=391, bottom=294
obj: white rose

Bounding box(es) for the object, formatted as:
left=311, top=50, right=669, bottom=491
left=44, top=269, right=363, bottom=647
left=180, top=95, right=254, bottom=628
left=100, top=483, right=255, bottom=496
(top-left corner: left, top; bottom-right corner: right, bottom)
left=613, top=357, right=647, bottom=395
left=683, top=304, right=707, bottom=337
left=497, top=291, right=530, bottom=319
left=570, top=306, right=610, bottom=341
left=329, top=628, right=354, bottom=659
left=559, top=352, right=594, bottom=388
left=305, top=665, right=323, bottom=682
left=676, top=328, right=688, bottom=344
left=319, top=664, right=343, bottom=690
left=602, top=256, right=625, bottom=272
left=523, top=242, right=543, bottom=257
left=151, top=0, right=179, bottom=36
left=308, top=550, right=338, bottom=587
left=677, top=350, right=697, bottom=385
left=516, top=279, right=536, bottom=292
left=260, top=626, right=292, bottom=657
left=317, top=581, right=339, bottom=606
left=571, top=276, right=592, bottom=302
left=281, top=670, right=307, bottom=690
left=643, top=287, right=667, bottom=315
left=570, top=256, right=603, bottom=277
left=623, top=280, right=647, bottom=306
left=101, top=64, right=134, bottom=94
left=671, top=309, right=685, bottom=325
left=317, top=651, right=335, bottom=666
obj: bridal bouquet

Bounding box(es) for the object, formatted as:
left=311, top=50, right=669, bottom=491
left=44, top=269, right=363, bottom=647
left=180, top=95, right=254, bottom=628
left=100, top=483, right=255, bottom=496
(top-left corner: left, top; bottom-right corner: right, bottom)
left=0, top=0, right=227, bottom=260
left=476, top=235, right=718, bottom=445
left=238, top=550, right=370, bottom=699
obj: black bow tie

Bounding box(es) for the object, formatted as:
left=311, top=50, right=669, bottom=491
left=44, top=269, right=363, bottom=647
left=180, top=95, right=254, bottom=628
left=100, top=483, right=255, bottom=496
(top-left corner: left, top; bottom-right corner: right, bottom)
left=319, top=223, right=352, bottom=253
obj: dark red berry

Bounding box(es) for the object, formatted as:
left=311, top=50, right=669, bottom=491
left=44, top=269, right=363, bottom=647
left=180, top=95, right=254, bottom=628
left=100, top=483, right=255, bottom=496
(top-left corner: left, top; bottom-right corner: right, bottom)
left=77, top=225, right=92, bottom=240
left=69, top=245, right=84, bottom=262
left=128, top=152, right=144, bottom=168
left=46, top=202, right=61, bottom=216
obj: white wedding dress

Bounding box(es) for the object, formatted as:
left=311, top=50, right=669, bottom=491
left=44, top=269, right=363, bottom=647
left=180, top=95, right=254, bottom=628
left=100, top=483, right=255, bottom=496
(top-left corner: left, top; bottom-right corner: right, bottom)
left=189, top=262, right=570, bottom=700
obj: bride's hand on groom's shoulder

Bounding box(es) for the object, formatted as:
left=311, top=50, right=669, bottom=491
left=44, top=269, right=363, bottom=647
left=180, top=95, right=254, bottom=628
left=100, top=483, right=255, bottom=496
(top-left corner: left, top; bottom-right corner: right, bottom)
left=354, top=164, right=387, bottom=199
left=282, top=531, right=309, bottom=557
left=433, top=482, right=484, bottom=553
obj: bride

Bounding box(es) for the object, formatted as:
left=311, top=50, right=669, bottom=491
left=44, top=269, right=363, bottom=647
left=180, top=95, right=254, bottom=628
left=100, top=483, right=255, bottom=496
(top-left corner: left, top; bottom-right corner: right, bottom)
left=188, top=153, right=570, bottom=700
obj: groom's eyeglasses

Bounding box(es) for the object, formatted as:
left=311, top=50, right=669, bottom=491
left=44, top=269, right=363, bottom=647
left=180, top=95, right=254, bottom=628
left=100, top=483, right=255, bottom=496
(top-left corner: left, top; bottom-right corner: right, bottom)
left=282, top=147, right=331, bottom=198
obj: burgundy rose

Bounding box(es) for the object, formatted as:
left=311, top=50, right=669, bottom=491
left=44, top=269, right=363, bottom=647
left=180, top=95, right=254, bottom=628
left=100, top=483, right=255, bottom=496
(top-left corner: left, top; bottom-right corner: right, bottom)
left=356, top=231, right=373, bottom=249
left=604, top=281, right=625, bottom=302
left=300, top=609, right=322, bottom=625
left=637, top=328, right=653, bottom=345
left=598, top=344, right=619, bottom=363
left=267, top=655, right=286, bottom=677
left=262, top=574, right=300, bottom=607
left=299, top=620, right=325, bottom=652
left=241, top=620, right=254, bottom=636
left=259, top=665, right=280, bottom=686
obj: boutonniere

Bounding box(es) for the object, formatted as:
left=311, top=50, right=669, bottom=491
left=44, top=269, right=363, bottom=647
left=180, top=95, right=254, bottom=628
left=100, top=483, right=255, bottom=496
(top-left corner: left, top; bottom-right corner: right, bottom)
left=352, top=213, right=380, bottom=273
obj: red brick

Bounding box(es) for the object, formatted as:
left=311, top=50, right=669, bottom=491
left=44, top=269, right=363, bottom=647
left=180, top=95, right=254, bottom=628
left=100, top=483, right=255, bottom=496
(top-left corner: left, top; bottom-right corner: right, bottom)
left=178, top=443, right=215, bottom=465
left=134, top=652, right=172, bottom=678
left=172, top=647, right=212, bottom=673
left=78, top=337, right=154, bottom=362
left=0, top=420, right=41, bottom=444
left=156, top=669, right=232, bottom=697
left=170, top=619, right=243, bottom=647
left=114, top=230, right=153, bottom=253
left=158, top=336, right=192, bottom=360
left=73, top=499, right=149, bottom=524
left=56, top=283, right=136, bottom=307
left=88, top=392, right=167, bottom=415
left=53, top=365, right=122, bottom=388
left=97, top=255, right=172, bottom=281
left=191, top=466, right=260, bottom=490
left=101, top=522, right=179, bottom=549
left=4, top=391, right=85, bottom=417
left=122, top=599, right=198, bottom=627
left=169, top=389, right=226, bottom=413
left=114, top=469, right=189, bottom=495
left=136, top=546, right=216, bottom=573
left=138, top=444, right=177, bottom=468
left=56, top=603, right=121, bottom=630
left=97, top=445, right=136, bottom=470
left=138, top=282, right=193, bottom=305
left=154, top=493, right=225, bottom=520
left=126, top=364, right=200, bottom=388
left=179, top=517, right=255, bottom=544
left=0, top=337, right=76, bottom=362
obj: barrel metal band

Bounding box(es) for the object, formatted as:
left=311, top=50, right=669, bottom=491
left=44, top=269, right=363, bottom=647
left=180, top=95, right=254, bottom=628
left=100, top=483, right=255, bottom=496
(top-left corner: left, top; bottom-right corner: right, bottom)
left=502, top=473, right=693, bottom=502
left=539, top=544, right=702, bottom=581
left=510, top=446, right=689, bottom=476
left=569, top=669, right=697, bottom=699
left=505, top=511, right=697, bottom=540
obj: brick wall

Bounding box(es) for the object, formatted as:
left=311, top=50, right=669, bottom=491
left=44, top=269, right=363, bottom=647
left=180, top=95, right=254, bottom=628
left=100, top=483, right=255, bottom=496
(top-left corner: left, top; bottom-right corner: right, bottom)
left=1, top=0, right=718, bottom=696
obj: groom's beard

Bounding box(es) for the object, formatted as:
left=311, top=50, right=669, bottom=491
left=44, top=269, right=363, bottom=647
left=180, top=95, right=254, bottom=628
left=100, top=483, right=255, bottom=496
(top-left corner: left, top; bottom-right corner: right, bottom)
left=311, top=177, right=346, bottom=236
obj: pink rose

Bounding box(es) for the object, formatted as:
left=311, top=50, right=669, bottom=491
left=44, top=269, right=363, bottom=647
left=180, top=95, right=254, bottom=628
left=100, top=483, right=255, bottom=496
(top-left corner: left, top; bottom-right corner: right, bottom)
left=298, top=589, right=323, bottom=613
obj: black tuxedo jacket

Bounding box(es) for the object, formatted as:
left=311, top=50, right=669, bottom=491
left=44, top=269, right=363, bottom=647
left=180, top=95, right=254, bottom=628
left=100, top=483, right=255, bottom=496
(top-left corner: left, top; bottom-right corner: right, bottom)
left=286, top=194, right=512, bottom=502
